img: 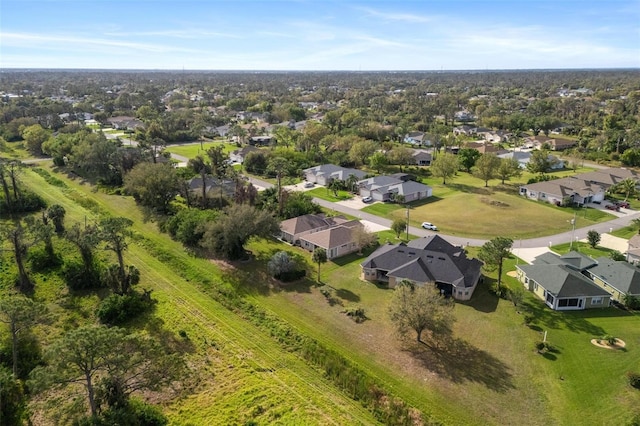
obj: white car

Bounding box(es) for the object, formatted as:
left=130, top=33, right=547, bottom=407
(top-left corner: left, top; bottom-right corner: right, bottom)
left=421, top=222, right=437, bottom=231
left=362, top=196, right=373, bottom=203
left=303, top=181, right=314, bottom=188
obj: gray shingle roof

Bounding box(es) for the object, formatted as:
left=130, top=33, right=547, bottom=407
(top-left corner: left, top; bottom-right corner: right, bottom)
left=518, top=264, right=610, bottom=298
left=531, top=251, right=596, bottom=272
left=589, top=257, right=640, bottom=295
left=361, top=239, right=482, bottom=289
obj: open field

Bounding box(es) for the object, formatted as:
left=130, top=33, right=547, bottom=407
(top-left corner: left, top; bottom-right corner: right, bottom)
left=10, top=164, right=381, bottom=425
left=361, top=169, right=614, bottom=239
left=244, top=239, right=640, bottom=425
left=164, top=140, right=236, bottom=160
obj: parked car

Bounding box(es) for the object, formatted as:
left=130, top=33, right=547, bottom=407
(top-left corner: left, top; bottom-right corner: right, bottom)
left=303, top=181, right=314, bottom=188
left=616, top=201, right=630, bottom=209
left=605, top=204, right=620, bottom=211
left=421, top=222, right=438, bottom=231
left=362, top=196, right=373, bottom=203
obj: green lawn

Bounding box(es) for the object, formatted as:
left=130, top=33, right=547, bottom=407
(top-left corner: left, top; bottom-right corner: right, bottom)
left=612, top=226, right=639, bottom=239
left=164, top=140, right=236, bottom=160
left=306, top=187, right=353, bottom=202
left=12, top=166, right=380, bottom=425
left=360, top=169, right=615, bottom=239
left=551, top=241, right=622, bottom=258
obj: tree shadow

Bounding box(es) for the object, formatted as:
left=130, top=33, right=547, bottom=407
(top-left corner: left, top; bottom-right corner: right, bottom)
left=335, top=288, right=360, bottom=303
left=458, top=280, right=498, bottom=313
left=403, top=337, right=514, bottom=392
left=520, top=298, right=610, bottom=336
left=145, top=316, right=196, bottom=355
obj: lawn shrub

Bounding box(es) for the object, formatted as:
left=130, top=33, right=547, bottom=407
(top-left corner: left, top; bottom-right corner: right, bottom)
left=28, top=246, right=62, bottom=272
left=31, top=167, right=67, bottom=188
left=624, top=295, right=640, bottom=310
left=62, top=259, right=102, bottom=290
left=535, top=341, right=555, bottom=354
left=627, top=372, right=640, bottom=389
left=342, top=306, right=367, bottom=323
left=275, top=269, right=306, bottom=282
left=0, top=191, right=46, bottom=215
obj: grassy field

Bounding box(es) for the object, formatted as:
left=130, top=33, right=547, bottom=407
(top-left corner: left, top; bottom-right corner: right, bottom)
left=11, top=164, right=381, bottom=425
left=164, top=140, right=236, bottom=160
left=360, top=169, right=614, bottom=239
left=243, top=238, right=640, bottom=425
left=242, top=238, right=640, bottom=425
left=551, top=241, right=623, bottom=258
left=307, top=187, right=354, bottom=202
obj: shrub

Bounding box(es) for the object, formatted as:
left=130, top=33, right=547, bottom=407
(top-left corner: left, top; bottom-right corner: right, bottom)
left=62, top=260, right=102, bottom=290
left=275, top=269, right=306, bottom=282
left=343, top=307, right=367, bottom=323
left=96, top=293, right=154, bottom=326
left=627, top=372, right=640, bottom=389
left=624, top=295, right=640, bottom=310
left=28, top=247, right=62, bottom=272
left=535, top=341, right=554, bottom=353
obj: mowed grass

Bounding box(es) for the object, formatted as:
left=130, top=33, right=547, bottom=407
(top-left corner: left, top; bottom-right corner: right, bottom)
left=164, top=140, right=237, bottom=160
left=244, top=238, right=640, bottom=425
left=361, top=169, right=614, bottom=239
left=16, top=165, right=380, bottom=425
left=307, top=187, right=353, bottom=202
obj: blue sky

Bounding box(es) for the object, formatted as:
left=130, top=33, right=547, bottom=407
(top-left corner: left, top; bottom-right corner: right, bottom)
left=1, top=0, right=638, bottom=70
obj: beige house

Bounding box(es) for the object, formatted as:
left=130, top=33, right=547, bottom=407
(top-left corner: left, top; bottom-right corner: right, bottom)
left=519, top=177, right=605, bottom=206
left=586, top=257, right=640, bottom=303
left=280, top=214, right=363, bottom=259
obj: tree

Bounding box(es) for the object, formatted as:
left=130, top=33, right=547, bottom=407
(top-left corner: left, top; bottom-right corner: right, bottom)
left=619, top=177, right=638, bottom=201
left=99, top=217, right=134, bottom=294
left=20, top=124, right=50, bottom=155
left=351, top=225, right=377, bottom=255
left=187, top=155, right=211, bottom=206
left=457, top=148, right=481, bottom=173
left=478, top=237, right=513, bottom=291
left=46, top=204, right=66, bottom=233
left=587, top=230, right=601, bottom=248
left=327, top=178, right=342, bottom=197
left=2, top=222, right=32, bottom=293
left=430, top=153, right=458, bottom=184
left=391, top=218, right=407, bottom=239
left=267, top=251, right=297, bottom=278
left=30, top=325, right=183, bottom=420
left=497, top=157, right=522, bottom=184
left=199, top=204, right=280, bottom=260
left=526, top=150, right=556, bottom=175
left=312, top=247, right=327, bottom=282
left=369, top=151, right=388, bottom=173
left=388, top=147, right=415, bottom=172
left=267, top=156, right=289, bottom=216
left=348, top=139, right=377, bottom=166
left=388, top=283, right=455, bottom=343
left=473, top=153, right=501, bottom=187
left=123, top=162, right=181, bottom=213
left=0, top=295, right=45, bottom=378
left=65, top=222, right=101, bottom=285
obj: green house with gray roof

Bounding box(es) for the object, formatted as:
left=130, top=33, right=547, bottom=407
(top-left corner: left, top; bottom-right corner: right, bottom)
left=586, top=257, right=640, bottom=304
left=515, top=251, right=610, bottom=310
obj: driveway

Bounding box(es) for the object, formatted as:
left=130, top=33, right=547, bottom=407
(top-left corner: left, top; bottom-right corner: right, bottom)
left=335, top=197, right=371, bottom=210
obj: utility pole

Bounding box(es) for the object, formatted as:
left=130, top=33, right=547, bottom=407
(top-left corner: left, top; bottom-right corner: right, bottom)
left=406, top=205, right=410, bottom=242
left=569, top=212, right=577, bottom=251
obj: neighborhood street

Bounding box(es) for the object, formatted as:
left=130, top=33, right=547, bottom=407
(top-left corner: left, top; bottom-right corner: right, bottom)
left=245, top=175, right=640, bottom=250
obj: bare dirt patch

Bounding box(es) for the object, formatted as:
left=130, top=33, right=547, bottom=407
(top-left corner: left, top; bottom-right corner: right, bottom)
left=590, top=338, right=626, bottom=350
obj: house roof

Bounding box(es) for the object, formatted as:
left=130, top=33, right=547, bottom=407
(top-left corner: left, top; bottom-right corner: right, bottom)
left=361, top=240, right=482, bottom=289
left=304, top=164, right=367, bottom=181
left=531, top=251, right=597, bottom=272
left=589, top=257, right=640, bottom=295
left=578, top=168, right=639, bottom=188
left=280, top=214, right=333, bottom=235
left=407, top=235, right=461, bottom=255
left=518, top=264, right=610, bottom=298
left=299, top=221, right=362, bottom=250
left=358, top=176, right=402, bottom=190
left=628, top=234, right=640, bottom=250
left=522, top=177, right=604, bottom=198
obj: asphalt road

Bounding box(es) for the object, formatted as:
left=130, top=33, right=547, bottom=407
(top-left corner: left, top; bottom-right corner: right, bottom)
left=246, top=176, right=640, bottom=248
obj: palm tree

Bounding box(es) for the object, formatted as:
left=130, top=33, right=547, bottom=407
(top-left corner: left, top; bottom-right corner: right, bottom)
left=620, top=178, right=637, bottom=201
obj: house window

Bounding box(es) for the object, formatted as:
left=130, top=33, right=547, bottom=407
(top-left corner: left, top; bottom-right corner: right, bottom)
left=465, top=291, right=469, bottom=295
left=541, top=193, right=546, bottom=198
left=546, top=293, right=555, bottom=305
left=592, top=297, right=603, bottom=305
left=533, top=282, right=538, bottom=291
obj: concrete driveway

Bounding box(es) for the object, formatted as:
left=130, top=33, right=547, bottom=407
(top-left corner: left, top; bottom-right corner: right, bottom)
left=335, top=197, right=372, bottom=210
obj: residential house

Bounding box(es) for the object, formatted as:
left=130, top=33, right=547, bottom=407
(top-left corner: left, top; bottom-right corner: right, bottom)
left=188, top=176, right=236, bottom=199
left=404, top=131, right=426, bottom=146
left=464, top=141, right=508, bottom=155
left=627, top=234, right=640, bottom=264
left=577, top=168, right=640, bottom=191
left=481, top=130, right=512, bottom=143
left=453, top=125, right=477, bottom=136
left=519, top=177, right=605, bottom=206
left=303, top=164, right=367, bottom=186
left=412, top=149, right=432, bottom=166
left=515, top=251, right=610, bottom=310
left=248, top=136, right=273, bottom=146
left=279, top=214, right=363, bottom=259
left=586, top=257, right=640, bottom=303
left=525, top=135, right=576, bottom=151
left=498, top=151, right=564, bottom=169
left=229, top=146, right=260, bottom=164
left=358, top=176, right=432, bottom=203
left=360, top=235, right=483, bottom=301
left=107, top=116, right=144, bottom=131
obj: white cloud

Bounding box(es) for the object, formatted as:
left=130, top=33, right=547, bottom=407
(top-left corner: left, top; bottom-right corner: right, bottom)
left=357, top=7, right=433, bottom=23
